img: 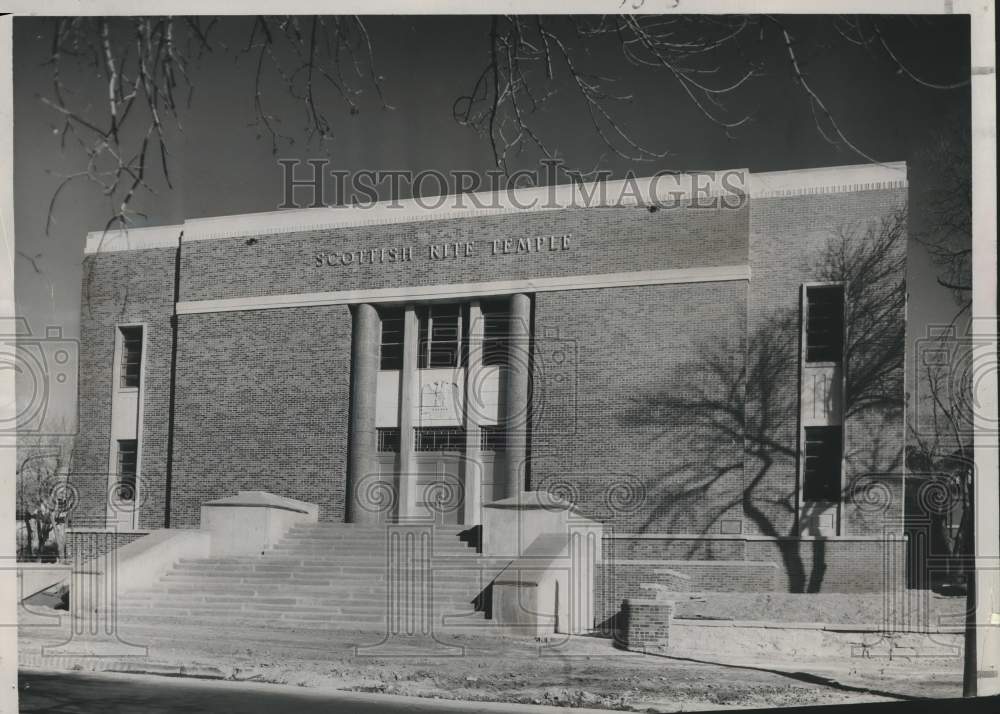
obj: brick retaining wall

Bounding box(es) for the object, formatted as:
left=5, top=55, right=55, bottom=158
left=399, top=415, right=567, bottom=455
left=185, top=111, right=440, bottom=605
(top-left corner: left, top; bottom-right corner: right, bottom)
left=65, top=529, right=149, bottom=563
left=595, top=535, right=908, bottom=628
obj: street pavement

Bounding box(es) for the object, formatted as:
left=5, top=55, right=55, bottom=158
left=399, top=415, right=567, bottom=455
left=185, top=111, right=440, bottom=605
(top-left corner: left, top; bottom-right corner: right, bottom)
left=16, top=670, right=617, bottom=714
left=16, top=669, right=985, bottom=714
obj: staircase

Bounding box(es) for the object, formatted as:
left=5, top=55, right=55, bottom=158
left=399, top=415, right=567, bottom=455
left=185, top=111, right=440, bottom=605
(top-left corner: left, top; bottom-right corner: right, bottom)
left=114, top=523, right=514, bottom=634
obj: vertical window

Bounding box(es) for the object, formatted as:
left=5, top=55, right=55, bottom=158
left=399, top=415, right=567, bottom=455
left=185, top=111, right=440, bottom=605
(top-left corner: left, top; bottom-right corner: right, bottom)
left=480, top=425, right=508, bottom=451
left=805, top=286, right=845, bottom=363
left=418, top=304, right=463, bottom=369
left=481, top=301, right=510, bottom=367
left=379, top=308, right=404, bottom=370
left=116, top=439, right=138, bottom=501
left=377, top=428, right=400, bottom=453
left=414, top=426, right=466, bottom=451
left=802, top=426, right=842, bottom=501
left=119, top=326, right=143, bottom=388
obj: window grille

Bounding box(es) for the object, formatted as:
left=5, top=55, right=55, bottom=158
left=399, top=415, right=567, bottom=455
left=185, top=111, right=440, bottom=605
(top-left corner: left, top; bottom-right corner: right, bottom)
left=116, top=439, right=138, bottom=501
left=119, top=326, right=143, bottom=388
left=378, top=308, right=405, bottom=370
left=377, top=428, right=400, bottom=452
left=802, top=426, right=842, bottom=501
left=414, top=426, right=466, bottom=451
left=805, top=286, right=845, bottom=363
left=481, top=301, right=510, bottom=366
left=418, top=304, right=463, bottom=369
left=480, top=425, right=508, bottom=451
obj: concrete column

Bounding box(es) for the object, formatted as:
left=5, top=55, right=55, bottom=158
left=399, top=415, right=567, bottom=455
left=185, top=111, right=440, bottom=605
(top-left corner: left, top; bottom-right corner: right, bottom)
left=463, top=301, right=484, bottom=526
left=397, top=305, right=420, bottom=521
left=347, top=303, right=380, bottom=524
left=501, top=293, right=531, bottom=500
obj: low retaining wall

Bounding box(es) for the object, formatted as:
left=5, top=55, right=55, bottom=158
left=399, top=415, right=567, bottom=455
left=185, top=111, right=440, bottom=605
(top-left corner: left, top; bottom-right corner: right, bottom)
left=602, top=535, right=907, bottom=593
left=606, top=537, right=745, bottom=561
left=65, top=529, right=150, bottom=562
left=670, top=619, right=962, bottom=660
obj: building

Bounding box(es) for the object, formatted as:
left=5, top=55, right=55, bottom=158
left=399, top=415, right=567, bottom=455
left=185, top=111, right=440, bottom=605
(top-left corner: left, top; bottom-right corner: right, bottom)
left=68, top=162, right=909, bottom=595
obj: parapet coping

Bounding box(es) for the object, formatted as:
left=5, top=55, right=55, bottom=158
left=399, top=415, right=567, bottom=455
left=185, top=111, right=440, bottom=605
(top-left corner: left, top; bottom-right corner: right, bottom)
left=201, top=490, right=315, bottom=514
left=83, top=161, right=907, bottom=252
left=625, top=597, right=675, bottom=606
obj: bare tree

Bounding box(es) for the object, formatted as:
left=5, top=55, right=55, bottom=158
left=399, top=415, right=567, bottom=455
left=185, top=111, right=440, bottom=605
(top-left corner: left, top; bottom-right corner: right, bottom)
left=907, top=329, right=974, bottom=565
left=816, top=208, right=907, bottom=416
left=16, top=433, right=75, bottom=561
left=915, top=110, right=972, bottom=313
left=42, top=16, right=386, bottom=235
left=38, top=15, right=968, bottom=233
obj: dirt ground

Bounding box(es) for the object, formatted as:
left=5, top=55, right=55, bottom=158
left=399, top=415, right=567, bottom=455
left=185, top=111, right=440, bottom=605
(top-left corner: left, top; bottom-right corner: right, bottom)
left=671, top=590, right=968, bottom=627
left=19, top=610, right=964, bottom=712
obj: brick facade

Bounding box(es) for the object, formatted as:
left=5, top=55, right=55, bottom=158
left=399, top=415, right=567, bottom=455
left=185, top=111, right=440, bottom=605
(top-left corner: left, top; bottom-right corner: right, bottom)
left=167, top=306, right=352, bottom=526
left=69, top=167, right=908, bottom=591
left=70, top=244, right=178, bottom=530
left=531, top=280, right=747, bottom=534
left=746, top=189, right=907, bottom=539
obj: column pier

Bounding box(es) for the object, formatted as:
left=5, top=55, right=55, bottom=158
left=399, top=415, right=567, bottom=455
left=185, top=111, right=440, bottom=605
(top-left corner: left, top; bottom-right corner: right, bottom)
left=397, top=305, right=420, bottom=521
left=501, top=293, right=532, bottom=500
left=347, top=303, right=380, bottom=524
left=463, top=301, right=484, bottom=525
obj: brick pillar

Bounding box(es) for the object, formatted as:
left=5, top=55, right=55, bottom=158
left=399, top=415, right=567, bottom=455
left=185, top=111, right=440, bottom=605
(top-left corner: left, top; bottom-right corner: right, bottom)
left=501, top=293, right=531, bottom=500
left=347, top=303, right=380, bottom=524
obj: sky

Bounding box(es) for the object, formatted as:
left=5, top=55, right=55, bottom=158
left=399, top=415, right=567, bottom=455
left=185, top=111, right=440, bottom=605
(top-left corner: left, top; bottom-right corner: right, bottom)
left=10, top=14, right=972, bottom=428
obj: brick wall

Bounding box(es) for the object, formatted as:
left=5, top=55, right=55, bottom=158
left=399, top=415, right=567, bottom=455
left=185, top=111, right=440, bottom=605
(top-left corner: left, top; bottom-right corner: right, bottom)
left=166, top=305, right=352, bottom=526
left=70, top=245, right=179, bottom=530
left=65, top=529, right=149, bottom=562
left=745, top=188, right=907, bottom=538
left=621, top=597, right=674, bottom=653
left=604, top=536, right=746, bottom=561
left=745, top=537, right=906, bottom=593
left=531, top=281, right=748, bottom=534
left=596, top=535, right=908, bottom=623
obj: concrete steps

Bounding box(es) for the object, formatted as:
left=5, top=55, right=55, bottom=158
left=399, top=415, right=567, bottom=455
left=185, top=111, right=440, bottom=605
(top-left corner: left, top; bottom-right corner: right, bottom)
left=112, top=522, right=510, bottom=633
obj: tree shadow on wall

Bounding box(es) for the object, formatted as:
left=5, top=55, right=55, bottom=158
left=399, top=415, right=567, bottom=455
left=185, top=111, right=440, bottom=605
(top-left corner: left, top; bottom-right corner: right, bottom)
left=619, top=209, right=907, bottom=593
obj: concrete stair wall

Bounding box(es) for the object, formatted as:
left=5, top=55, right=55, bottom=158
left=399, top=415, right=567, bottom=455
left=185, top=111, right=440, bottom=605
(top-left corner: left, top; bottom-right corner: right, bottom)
left=112, top=523, right=514, bottom=633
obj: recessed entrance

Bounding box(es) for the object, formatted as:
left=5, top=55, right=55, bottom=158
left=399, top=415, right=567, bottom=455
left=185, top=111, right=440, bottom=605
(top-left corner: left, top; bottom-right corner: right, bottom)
left=360, top=297, right=527, bottom=524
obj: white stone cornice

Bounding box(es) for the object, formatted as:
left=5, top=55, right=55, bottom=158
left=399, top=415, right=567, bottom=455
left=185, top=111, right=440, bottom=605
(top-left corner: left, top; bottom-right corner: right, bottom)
left=83, top=225, right=182, bottom=255
left=179, top=170, right=749, bottom=241
left=748, top=161, right=907, bottom=199
left=82, top=162, right=908, bottom=252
